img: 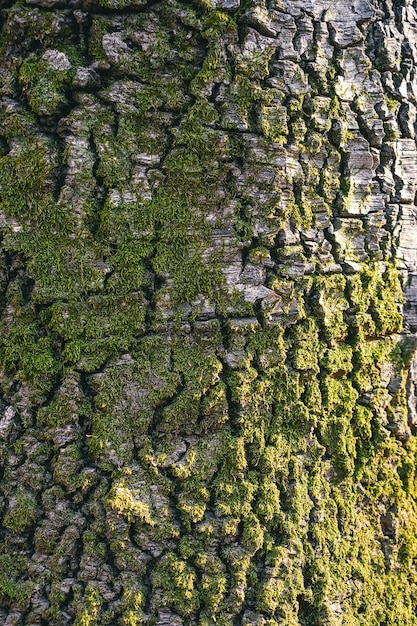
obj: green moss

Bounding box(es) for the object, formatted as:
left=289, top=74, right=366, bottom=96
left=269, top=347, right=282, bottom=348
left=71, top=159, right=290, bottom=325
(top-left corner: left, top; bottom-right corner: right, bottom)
left=347, top=264, right=403, bottom=339
left=19, top=53, right=76, bottom=116
left=234, top=37, right=276, bottom=80
left=4, top=487, right=38, bottom=532
left=321, top=342, right=353, bottom=375
left=190, top=45, right=228, bottom=95
left=88, top=15, right=112, bottom=61
left=99, top=180, right=223, bottom=306
left=0, top=119, right=59, bottom=220
left=290, top=318, right=322, bottom=372
left=107, top=481, right=155, bottom=525
left=352, top=337, right=393, bottom=392
left=200, top=577, right=228, bottom=616
left=96, top=0, right=145, bottom=7
left=201, top=9, right=237, bottom=39
left=152, top=552, right=200, bottom=617
left=259, top=104, right=289, bottom=144
left=0, top=553, right=33, bottom=608
left=3, top=7, right=75, bottom=53
left=4, top=324, right=57, bottom=377
left=233, top=73, right=261, bottom=109
left=0, top=575, right=33, bottom=608
left=313, top=273, right=349, bottom=341
left=74, top=585, right=102, bottom=626
left=242, top=512, right=264, bottom=553
left=321, top=378, right=358, bottom=476
left=215, top=476, right=258, bottom=519
left=45, top=293, right=147, bottom=370
left=255, top=479, right=281, bottom=524
left=0, top=303, right=61, bottom=398
left=120, top=585, right=145, bottom=626
left=371, top=266, right=403, bottom=335
left=176, top=483, right=209, bottom=526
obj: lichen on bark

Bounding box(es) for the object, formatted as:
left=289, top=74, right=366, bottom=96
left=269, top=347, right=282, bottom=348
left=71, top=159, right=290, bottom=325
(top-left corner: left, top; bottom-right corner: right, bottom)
left=1, top=0, right=417, bottom=625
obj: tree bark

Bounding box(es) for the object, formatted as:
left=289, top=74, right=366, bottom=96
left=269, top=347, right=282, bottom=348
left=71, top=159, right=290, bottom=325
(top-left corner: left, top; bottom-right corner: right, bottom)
left=1, top=0, right=417, bottom=624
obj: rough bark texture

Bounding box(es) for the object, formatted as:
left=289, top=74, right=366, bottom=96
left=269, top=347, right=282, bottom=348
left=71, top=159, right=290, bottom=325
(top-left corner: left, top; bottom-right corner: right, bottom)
left=1, top=0, right=417, bottom=624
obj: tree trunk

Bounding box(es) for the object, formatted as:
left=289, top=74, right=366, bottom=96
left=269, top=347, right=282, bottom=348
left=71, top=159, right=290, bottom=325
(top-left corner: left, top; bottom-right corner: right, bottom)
left=1, top=0, right=417, bottom=624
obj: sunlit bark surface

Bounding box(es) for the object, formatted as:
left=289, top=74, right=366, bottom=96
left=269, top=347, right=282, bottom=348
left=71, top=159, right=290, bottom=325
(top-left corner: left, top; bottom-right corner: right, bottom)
left=1, top=0, right=417, bottom=624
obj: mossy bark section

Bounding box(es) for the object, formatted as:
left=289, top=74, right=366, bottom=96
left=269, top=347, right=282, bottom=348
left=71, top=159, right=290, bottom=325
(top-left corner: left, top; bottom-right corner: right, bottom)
left=1, top=1, right=417, bottom=625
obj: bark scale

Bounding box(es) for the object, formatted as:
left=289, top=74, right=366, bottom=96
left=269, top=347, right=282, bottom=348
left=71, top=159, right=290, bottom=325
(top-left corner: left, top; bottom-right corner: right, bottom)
left=1, top=0, right=417, bottom=624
